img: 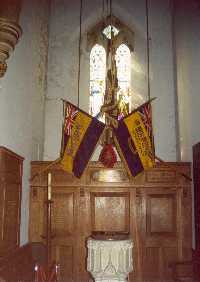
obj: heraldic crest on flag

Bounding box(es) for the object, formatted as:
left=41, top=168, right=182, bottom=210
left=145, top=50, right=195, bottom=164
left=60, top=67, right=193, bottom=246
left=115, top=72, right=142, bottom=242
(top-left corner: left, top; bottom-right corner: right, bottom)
left=114, top=98, right=155, bottom=177
left=60, top=100, right=105, bottom=178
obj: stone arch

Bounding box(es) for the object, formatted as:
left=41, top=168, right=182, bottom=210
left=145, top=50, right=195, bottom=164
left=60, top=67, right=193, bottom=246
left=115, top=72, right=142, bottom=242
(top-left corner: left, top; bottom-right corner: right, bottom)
left=87, top=15, right=134, bottom=53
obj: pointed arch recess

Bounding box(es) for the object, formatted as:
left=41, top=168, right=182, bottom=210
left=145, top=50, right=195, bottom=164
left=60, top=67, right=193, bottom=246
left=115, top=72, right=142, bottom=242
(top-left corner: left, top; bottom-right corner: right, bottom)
left=88, top=16, right=134, bottom=119
left=89, top=44, right=106, bottom=117
left=87, top=15, right=134, bottom=52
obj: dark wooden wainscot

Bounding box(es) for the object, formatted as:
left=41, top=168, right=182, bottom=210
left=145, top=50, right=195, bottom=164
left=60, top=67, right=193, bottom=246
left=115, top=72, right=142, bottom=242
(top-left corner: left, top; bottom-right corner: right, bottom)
left=0, top=146, right=23, bottom=257
left=29, top=161, right=192, bottom=282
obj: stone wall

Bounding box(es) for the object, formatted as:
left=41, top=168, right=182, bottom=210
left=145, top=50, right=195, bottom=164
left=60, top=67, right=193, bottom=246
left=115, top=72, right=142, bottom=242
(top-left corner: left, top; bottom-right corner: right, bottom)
left=43, top=0, right=177, bottom=161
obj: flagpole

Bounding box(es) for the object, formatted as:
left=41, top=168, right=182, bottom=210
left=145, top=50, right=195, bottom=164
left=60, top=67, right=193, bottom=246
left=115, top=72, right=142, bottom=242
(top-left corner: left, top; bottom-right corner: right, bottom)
left=146, top=0, right=151, bottom=101
left=145, top=0, right=156, bottom=162
left=77, top=0, right=83, bottom=108
left=30, top=157, right=61, bottom=182
left=34, top=173, right=58, bottom=282
left=46, top=172, right=53, bottom=270
left=60, top=100, right=66, bottom=158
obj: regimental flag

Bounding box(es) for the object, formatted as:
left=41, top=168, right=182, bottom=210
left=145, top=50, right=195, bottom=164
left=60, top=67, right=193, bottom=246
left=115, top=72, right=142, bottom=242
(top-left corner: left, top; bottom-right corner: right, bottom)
left=138, top=100, right=154, bottom=146
left=114, top=98, right=155, bottom=177
left=60, top=101, right=105, bottom=178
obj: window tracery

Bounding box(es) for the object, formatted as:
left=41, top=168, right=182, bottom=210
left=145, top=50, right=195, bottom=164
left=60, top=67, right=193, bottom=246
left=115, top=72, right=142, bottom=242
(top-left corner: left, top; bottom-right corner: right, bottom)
left=88, top=16, right=134, bottom=121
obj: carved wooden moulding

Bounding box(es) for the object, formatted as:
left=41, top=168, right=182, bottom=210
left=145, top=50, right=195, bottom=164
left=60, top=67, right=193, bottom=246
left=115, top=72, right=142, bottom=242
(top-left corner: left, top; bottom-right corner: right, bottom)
left=0, top=17, right=22, bottom=77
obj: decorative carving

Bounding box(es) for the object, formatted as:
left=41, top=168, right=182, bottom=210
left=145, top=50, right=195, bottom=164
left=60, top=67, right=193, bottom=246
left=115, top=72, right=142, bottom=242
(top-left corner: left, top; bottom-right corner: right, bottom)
left=80, top=187, right=85, bottom=197
left=146, top=169, right=176, bottom=183
left=90, top=168, right=129, bottom=183
left=87, top=238, right=133, bottom=282
left=0, top=17, right=22, bottom=77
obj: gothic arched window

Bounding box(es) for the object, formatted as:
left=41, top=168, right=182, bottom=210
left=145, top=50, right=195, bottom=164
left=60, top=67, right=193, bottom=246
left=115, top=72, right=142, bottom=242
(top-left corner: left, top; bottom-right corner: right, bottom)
left=89, top=42, right=131, bottom=119
left=88, top=16, right=134, bottom=120
left=115, top=43, right=131, bottom=119
left=89, top=44, right=106, bottom=118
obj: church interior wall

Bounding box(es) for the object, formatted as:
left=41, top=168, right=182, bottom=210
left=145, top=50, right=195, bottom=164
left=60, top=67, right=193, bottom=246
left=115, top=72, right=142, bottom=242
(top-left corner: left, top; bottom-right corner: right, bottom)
left=174, top=0, right=200, bottom=162
left=174, top=0, right=200, bottom=248
left=43, top=0, right=178, bottom=162
left=0, top=0, right=200, bottom=247
left=0, top=0, right=49, bottom=244
left=148, top=0, right=177, bottom=161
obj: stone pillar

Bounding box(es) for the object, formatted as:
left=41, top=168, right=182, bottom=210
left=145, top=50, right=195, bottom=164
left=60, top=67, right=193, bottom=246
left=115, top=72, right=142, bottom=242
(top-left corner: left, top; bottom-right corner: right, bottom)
left=0, top=0, right=22, bottom=77
left=87, top=238, right=133, bottom=282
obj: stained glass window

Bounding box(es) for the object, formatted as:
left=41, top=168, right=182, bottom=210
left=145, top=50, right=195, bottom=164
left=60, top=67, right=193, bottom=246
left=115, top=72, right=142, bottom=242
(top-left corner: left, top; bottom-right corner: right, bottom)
left=102, top=25, right=119, bottom=39
left=89, top=44, right=106, bottom=118
left=89, top=43, right=131, bottom=120
left=115, top=44, right=131, bottom=119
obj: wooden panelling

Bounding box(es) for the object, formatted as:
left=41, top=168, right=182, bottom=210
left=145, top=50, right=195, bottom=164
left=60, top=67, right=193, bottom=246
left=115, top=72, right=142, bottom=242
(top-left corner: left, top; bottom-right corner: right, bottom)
left=143, top=247, right=178, bottom=282
left=3, top=184, right=20, bottom=248
left=193, top=143, right=200, bottom=250
left=29, top=187, right=46, bottom=242
left=141, top=189, right=180, bottom=282
left=0, top=242, right=46, bottom=282
left=54, top=245, right=73, bottom=282
left=90, top=192, right=129, bottom=232
left=144, top=247, right=161, bottom=282
left=31, top=161, right=83, bottom=187
left=52, top=191, right=75, bottom=236
left=163, top=247, right=178, bottom=280
left=147, top=194, right=176, bottom=235
left=146, top=170, right=176, bottom=183
left=29, top=161, right=192, bottom=282
left=50, top=188, right=79, bottom=282
left=193, top=249, right=200, bottom=281
left=87, top=167, right=129, bottom=185
left=0, top=147, right=23, bottom=257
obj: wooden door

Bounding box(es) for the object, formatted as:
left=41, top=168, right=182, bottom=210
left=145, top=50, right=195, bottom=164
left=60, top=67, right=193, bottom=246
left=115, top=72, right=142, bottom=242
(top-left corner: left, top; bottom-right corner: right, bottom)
left=140, top=188, right=181, bottom=282
left=193, top=142, right=200, bottom=249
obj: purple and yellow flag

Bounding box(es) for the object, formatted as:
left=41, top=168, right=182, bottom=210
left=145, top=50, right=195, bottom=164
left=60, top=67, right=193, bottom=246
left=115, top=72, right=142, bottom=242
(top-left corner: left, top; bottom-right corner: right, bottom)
left=60, top=101, right=105, bottom=178
left=114, top=99, right=155, bottom=177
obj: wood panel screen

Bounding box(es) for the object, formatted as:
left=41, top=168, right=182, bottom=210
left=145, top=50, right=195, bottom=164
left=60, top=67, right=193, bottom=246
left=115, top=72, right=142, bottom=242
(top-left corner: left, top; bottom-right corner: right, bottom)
left=52, top=190, right=75, bottom=237
left=0, top=147, right=23, bottom=257
left=141, top=189, right=179, bottom=282
left=90, top=192, right=130, bottom=233
left=193, top=142, right=200, bottom=249
left=146, top=193, right=177, bottom=235
left=29, top=161, right=192, bottom=282
left=52, top=188, right=79, bottom=282
left=29, top=184, right=79, bottom=282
